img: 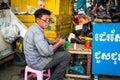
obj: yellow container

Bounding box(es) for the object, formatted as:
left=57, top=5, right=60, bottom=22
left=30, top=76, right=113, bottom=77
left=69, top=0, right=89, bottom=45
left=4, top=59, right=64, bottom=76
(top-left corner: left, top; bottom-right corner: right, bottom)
left=29, top=0, right=39, bottom=8
left=50, top=14, right=62, bottom=25
left=45, top=24, right=71, bottom=30
left=11, top=0, right=39, bottom=12
left=43, top=0, right=73, bottom=15
left=62, top=15, right=72, bottom=24
left=50, top=15, right=72, bottom=25
left=16, top=14, right=35, bottom=22
left=16, top=14, right=71, bottom=24
left=24, top=23, right=34, bottom=28
left=11, top=0, right=28, bottom=12
left=44, top=28, right=71, bottom=38
left=11, top=0, right=73, bottom=15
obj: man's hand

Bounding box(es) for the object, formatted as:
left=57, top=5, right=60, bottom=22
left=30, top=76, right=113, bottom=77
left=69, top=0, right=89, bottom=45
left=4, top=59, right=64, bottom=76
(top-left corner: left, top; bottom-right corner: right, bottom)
left=53, top=38, right=66, bottom=52
left=58, top=38, right=66, bottom=46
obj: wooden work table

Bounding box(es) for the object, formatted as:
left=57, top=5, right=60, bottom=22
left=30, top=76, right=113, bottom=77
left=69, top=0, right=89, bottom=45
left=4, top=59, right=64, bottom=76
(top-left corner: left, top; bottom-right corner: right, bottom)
left=65, top=43, right=92, bottom=80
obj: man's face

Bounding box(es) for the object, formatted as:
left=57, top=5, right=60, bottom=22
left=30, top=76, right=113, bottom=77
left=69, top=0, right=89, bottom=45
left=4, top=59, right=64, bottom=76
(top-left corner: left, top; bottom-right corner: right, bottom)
left=36, top=15, right=50, bottom=29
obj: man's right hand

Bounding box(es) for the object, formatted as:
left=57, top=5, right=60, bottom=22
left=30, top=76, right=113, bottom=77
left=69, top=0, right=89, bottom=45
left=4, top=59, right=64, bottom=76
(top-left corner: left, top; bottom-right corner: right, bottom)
left=58, top=38, right=66, bottom=46
left=53, top=38, right=66, bottom=52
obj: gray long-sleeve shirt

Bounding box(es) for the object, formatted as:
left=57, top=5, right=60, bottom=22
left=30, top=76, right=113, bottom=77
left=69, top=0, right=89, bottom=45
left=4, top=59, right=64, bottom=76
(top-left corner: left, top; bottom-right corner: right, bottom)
left=23, top=23, right=53, bottom=70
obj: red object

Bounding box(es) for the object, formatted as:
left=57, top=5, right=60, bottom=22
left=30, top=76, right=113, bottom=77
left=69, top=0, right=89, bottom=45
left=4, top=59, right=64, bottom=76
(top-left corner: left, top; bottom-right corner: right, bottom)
left=85, top=41, right=91, bottom=48
left=39, top=3, right=45, bottom=8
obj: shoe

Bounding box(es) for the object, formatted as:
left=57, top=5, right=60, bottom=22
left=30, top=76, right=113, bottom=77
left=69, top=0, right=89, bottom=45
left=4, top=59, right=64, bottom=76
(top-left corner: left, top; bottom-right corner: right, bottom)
left=112, top=18, right=120, bottom=23
left=111, top=13, right=120, bottom=22
left=103, top=19, right=112, bottom=22
left=96, top=10, right=111, bottom=19
left=109, top=6, right=120, bottom=16
left=71, top=37, right=85, bottom=44
left=94, top=18, right=103, bottom=22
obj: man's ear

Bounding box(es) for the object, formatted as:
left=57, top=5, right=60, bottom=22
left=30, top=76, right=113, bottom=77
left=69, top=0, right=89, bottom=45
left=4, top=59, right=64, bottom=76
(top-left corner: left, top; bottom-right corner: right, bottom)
left=37, top=20, right=39, bottom=23
left=35, top=18, right=39, bottom=23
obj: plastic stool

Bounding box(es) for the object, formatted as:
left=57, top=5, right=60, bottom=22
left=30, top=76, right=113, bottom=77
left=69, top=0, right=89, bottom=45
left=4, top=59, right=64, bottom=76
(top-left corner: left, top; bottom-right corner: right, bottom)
left=24, top=66, right=51, bottom=80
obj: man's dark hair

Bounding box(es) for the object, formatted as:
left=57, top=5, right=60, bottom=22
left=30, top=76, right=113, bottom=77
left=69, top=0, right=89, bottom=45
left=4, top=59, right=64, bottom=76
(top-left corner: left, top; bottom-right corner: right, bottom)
left=34, top=8, right=51, bottom=18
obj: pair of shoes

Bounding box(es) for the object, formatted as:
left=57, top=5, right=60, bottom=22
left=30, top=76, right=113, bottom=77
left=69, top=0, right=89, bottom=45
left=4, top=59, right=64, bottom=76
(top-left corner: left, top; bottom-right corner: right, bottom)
left=108, top=6, right=120, bottom=22
left=94, top=18, right=103, bottom=22
left=96, top=10, right=111, bottom=19
left=111, top=13, right=120, bottom=23
left=109, top=6, right=120, bottom=16
left=94, top=18, right=112, bottom=22
left=104, top=19, right=112, bottom=22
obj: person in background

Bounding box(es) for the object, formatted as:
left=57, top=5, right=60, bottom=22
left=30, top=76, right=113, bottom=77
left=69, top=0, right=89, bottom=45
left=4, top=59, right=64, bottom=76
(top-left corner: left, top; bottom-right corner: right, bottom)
left=23, top=8, right=71, bottom=80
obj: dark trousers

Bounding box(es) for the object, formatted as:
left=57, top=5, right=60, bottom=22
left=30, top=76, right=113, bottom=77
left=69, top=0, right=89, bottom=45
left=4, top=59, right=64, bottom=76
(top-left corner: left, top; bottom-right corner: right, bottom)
left=43, top=47, right=71, bottom=80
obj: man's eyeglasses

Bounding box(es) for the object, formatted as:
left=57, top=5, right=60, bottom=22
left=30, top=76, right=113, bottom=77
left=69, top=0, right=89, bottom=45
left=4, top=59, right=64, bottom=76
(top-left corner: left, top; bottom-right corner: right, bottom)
left=39, top=18, right=51, bottom=23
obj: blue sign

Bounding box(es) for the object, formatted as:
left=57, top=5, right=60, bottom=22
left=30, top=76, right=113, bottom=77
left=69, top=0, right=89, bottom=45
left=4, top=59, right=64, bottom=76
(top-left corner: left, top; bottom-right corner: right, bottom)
left=92, top=23, right=120, bottom=76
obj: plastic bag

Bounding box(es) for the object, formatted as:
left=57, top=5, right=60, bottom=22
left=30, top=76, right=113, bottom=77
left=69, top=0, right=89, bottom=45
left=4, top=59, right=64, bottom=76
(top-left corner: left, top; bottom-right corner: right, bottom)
left=0, top=9, right=20, bottom=43
left=69, top=62, right=85, bottom=74
left=1, top=24, right=20, bottom=43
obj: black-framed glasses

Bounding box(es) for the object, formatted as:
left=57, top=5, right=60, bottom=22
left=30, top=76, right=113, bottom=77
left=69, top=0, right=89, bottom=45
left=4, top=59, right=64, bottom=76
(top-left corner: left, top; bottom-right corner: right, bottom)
left=39, top=18, right=51, bottom=23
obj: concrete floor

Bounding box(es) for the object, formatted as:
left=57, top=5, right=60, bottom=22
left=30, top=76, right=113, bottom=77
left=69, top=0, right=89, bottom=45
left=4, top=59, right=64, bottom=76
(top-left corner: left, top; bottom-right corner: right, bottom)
left=0, top=61, right=120, bottom=80
left=0, top=62, right=24, bottom=80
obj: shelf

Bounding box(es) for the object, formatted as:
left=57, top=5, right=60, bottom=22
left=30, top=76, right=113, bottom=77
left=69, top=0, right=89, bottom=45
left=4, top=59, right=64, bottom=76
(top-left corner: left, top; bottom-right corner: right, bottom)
left=66, top=43, right=91, bottom=54
left=66, top=43, right=92, bottom=80
left=66, top=73, right=91, bottom=79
